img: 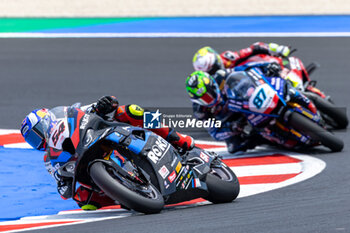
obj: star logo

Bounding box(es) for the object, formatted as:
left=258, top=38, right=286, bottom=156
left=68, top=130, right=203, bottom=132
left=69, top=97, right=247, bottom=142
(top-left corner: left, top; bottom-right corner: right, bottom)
left=143, top=109, right=162, bottom=129
left=151, top=109, right=162, bottom=122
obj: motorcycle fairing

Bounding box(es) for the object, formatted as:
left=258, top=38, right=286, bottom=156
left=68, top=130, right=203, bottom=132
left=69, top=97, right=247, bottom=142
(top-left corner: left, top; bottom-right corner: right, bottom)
left=265, top=76, right=286, bottom=98
left=225, top=69, right=281, bottom=126
left=182, top=148, right=220, bottom=187
left=139, top=134, right=181, bottom=195
left=105, top=127, right=150, bottom=155
left=248, top=84, right=279, bottom=114
left=66, top=107, right=86, bottom=149
left=286, top=102, right=321, bottom=124
left=45, top=107, right=80, bottom=168
left=106, top=128, right=216, bottom=196
left=103, top=127, right=178, bottom=195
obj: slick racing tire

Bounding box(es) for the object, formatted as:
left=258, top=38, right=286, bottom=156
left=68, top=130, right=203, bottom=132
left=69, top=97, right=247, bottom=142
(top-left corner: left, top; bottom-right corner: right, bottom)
left=289, top=112, right=344, bottom=152
left=311, top=95, right=348, bottom=129
left=205, top=162, right=240, bottom=204
left=90, top=162, right=164, bottom=214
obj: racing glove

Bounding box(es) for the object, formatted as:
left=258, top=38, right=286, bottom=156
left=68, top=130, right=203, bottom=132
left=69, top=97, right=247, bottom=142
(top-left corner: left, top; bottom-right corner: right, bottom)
left=57, top=180, right=73, bottom=199
left=268, top=43, right=291, bottom=57
left=54, top=171, right=73, bottom=199
left=94, top=96, right=119, bottom=115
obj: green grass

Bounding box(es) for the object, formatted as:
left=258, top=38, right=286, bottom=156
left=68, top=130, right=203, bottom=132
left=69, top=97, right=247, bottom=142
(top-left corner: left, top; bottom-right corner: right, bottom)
left=0, top=18, right=142, bottom=32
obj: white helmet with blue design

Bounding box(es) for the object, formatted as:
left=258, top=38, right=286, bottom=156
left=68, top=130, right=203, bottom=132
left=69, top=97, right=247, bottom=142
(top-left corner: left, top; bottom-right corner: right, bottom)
left=20, top=108, right=52, bottom=151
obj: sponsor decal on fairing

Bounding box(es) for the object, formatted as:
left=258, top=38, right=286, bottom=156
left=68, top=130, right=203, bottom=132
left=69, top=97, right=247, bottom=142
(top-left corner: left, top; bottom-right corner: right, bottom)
left=147, top=136, right=170, bottom=164
left=168, top=171, right=177, bottom=183
left=158, top=165, right=170, bottom=179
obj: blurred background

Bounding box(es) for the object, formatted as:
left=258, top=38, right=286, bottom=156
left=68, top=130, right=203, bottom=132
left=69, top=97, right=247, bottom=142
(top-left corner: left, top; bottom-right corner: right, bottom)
left=0, top=0, right=349, bottom=16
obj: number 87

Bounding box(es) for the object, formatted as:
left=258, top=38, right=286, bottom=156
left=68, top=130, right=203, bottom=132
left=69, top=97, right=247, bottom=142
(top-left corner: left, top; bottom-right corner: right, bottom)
left=253, top=89, right=266, bottom=109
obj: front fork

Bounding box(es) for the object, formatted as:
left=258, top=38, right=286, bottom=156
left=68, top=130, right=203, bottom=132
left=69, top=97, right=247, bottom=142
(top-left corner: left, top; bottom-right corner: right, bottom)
left=276, top=103, right=321, bottom=144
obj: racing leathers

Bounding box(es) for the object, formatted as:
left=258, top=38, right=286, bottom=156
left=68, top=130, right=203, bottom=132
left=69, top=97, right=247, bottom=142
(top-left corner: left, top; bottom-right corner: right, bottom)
left=191, top=70, right=259, bottom=153
left=114, top=104, right=194, bottom=151
left=192, top=68, right=314, bottom=153
left=198, top=42, right=291, bottom=75
left=44, top=97, right=194, bottom=209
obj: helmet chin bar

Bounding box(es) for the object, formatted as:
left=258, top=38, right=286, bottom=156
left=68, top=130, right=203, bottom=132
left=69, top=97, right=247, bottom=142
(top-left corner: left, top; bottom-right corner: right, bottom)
left=206, top=81, right=222, bottom=108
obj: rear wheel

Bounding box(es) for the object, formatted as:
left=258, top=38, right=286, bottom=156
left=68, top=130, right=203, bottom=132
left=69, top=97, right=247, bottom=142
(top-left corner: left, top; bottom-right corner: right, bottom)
left=90, top=161, right=164, bottom=214
left=305, top=92, right=348, bottom=129
left=205, top=162, right=240, bottom=203
left=288, top=112, right=344, bottom=152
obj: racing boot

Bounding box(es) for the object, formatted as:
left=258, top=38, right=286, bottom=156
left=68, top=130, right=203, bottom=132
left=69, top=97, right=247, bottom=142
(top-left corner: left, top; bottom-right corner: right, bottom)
left=226, top=137, right=242, bottom=154
left=226, top=133, right=263, bottom=154
left=75, top=186, right=116, bottom=210
left=225, top=136, right=250, bottom=154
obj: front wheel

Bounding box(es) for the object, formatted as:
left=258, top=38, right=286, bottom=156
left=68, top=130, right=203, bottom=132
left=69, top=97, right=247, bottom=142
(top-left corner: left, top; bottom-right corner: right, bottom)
left=205, top=162, right=240, bottom=204
left=90, top=162, right=164, bottom=214
left=288, top=112, right=344, bottom=152
left=312, top=95, right=348, bottom=129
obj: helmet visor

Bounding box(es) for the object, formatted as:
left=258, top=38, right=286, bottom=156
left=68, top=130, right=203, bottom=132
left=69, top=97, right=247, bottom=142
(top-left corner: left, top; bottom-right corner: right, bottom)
left=24, top=117, right=49, bottom=150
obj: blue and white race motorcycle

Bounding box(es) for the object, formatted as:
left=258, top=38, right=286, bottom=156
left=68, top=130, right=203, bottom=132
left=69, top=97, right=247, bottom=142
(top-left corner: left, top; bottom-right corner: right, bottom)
left=56, top=108, right=240, bottom=214
left=224, top=67, right=344, bottom=152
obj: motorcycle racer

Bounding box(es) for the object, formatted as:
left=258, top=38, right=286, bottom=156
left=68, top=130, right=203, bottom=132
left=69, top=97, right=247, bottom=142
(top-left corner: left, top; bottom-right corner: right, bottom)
left=20, top=96, right=194, bottom=210
left=192, top=42, right=291, bottom=75
left=185, top=69, right=315, bottom=153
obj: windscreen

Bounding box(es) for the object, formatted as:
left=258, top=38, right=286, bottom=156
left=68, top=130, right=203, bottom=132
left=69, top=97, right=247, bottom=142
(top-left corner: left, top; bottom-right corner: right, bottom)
left=226, top=72, right=256, bottom=101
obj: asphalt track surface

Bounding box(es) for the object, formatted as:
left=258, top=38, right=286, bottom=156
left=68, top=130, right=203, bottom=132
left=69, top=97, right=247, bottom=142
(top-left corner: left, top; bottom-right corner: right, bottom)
left=0, top=37, right=349, bottom=233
